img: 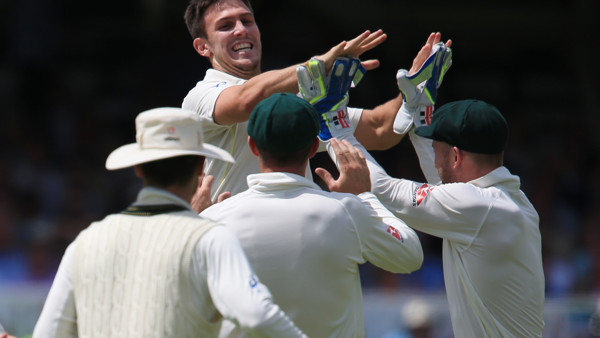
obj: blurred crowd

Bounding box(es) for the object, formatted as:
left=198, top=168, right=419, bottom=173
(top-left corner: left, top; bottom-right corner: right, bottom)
left=1, top=0, right=598, bottom=302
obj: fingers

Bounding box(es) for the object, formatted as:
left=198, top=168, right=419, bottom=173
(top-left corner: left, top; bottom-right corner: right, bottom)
left=314, top=167, right=336, bottom=190
left=329, top=138, right=345, bottom=161
left=408, top=32, right=452, bottom=75
left=361, top=59, right=380, bottom=71
left=191, top=174, right=215, bottom=213
left=199, top=174, right=214, bottom=194
left=337, top=139, right=365, bottom=166
left=356, top=30, right=387, bottom=51
left=345, top=29, right=387, bottom=58
left=216, top=191, right=231, bottom=203
left=409, top=44, right=432, bottom=74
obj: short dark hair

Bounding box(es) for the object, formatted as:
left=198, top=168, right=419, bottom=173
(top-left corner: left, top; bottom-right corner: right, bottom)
left=140, top=155, right=204, bottom=188
left=255, top=145, right=313, bottom=168
left=184, top=0, right=254, bottom=39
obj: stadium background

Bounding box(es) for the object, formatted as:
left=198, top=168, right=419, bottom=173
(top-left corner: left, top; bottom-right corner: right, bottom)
left=0, top=0, right=598, bottom=336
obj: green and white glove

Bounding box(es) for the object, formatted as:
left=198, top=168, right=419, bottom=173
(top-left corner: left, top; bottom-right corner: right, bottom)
left=297, top=57, right=365, bottom=140
left=393, top=42, right=453, bottom=134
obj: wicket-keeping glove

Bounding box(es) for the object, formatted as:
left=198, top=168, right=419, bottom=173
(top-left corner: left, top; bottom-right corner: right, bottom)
left=297, top=57, right=365, bottom=141
left=393, top=43, right=453, bottom=134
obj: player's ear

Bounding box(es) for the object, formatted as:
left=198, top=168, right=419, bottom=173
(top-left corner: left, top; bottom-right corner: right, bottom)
left=308, top=138, right=320, bottom=159
left=193, top=38, right=212, bottom=57
left=248, top=137, right=260, bottom=157
left=452, top=146, right=462, bottom=169
left=134, top=165, right=144, bottom=178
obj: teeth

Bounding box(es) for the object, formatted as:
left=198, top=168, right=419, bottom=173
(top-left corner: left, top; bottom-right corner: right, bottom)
left=234, top=43, right=252, bottom=51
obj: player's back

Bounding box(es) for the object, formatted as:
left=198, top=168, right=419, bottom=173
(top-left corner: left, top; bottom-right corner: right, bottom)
left=201, top=172, right=369, bottom=337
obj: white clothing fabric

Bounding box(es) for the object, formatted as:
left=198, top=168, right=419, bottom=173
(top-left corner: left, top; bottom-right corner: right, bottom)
left=33, top=187, right=306, bottom=338
left=182, top=68, right=363, bottom=199
left=201, top=172, right=423, bottom=337
left=333, top=132, right=545, bottom=337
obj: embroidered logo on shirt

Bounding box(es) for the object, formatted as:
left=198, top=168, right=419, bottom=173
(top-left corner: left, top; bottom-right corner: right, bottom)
left=249, top=274, right=258, bottom=288
left=387, top=226, right=404, bottom=242
left=413, top=183, right=435, bottom=206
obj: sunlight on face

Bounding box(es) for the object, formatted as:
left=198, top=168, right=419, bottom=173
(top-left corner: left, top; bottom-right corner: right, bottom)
left=432, top=140, right=455, bottom=184
left=203, top=0, right=262, bottom=79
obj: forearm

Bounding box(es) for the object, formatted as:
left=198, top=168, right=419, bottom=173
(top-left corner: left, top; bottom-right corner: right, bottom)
left=408, top=129, right=441, bottom=185
left=354, top=94, right=406, bottom=150
left=358, top=192, right=423, bottom=273
left=214, top=65, right=300, bottom=125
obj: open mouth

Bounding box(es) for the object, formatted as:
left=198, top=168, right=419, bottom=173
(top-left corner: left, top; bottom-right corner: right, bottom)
left=233, top=42, right=253, bottom=52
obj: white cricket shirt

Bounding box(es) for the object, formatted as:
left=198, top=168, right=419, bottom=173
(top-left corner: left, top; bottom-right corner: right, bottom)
left=335, top=132, right=545, bottom=337
left=201, top=172, right=423, bottom=337
left=182, top=69, right=363, bottom=199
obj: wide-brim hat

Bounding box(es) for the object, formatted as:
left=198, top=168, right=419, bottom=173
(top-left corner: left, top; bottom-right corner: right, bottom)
left=106, top=107, right=234, bottom=170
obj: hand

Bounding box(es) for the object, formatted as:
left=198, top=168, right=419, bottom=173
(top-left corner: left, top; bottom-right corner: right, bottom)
left=409, top=32, right=452, bottom=75
left=191, top=173, right=231, bottom=213
left=393, top=38, right=453, bottom=134
left=316, top=30, right=386, bottom=73
left=315, top=138, right=371, bottom=195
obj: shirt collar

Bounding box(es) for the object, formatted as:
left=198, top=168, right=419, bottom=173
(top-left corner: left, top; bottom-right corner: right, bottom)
left=205, top=68, right=247, bottom=85
left=246, top=172, right=321, bottom=192
left=468, top=166, right=521, bottom=190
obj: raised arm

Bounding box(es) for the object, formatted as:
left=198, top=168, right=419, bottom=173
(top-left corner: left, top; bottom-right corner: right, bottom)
left=354, top=32, right=452, bottom=150
left=315, top=139, right=422, bottom=273
left=213, top=30, right=387, bottom=125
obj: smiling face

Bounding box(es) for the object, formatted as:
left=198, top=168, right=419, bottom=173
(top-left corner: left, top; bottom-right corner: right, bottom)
left=194, top=0, right=262, bottom=79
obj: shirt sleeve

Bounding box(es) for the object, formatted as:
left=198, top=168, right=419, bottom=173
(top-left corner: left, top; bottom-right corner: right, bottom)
left=32, top=243, right=78, bottom=338
left=346, top=192, right=423, bottom=273
left=332, top=134, right=486, bottom=247
left=408, top=129, right=441, bottom=185
left=192, top=226, right=307, bottom=337
left=182, top=78, right=232, bottom=121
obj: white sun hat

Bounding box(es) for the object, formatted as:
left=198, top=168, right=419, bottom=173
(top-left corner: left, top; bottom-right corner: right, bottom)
left=105, top=107, right=234, bottom=170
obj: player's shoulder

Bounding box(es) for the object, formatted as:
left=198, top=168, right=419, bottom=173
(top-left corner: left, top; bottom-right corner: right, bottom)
left=433, top=181, right=502, bottom=208
left=322, top=190, right=372, bottom=213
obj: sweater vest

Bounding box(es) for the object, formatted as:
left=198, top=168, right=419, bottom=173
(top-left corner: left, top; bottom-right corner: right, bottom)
left=72, top=209, right=216, bottom=337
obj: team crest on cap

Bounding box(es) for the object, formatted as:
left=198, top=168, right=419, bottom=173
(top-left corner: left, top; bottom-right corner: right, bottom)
left=167, top=126, right=175, bottom=134
left=412, top=183, right=435, bottom=206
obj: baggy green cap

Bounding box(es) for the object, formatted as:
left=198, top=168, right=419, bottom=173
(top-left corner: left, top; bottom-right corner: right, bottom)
left=247, top=93, right=320, bottom=152
left=414, top=99, right=509, bottom=154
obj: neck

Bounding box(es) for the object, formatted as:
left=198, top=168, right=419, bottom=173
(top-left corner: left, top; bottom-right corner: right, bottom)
left=158, top=183, right=196, bottom=204
left=212, top=61, right=260, bottom=80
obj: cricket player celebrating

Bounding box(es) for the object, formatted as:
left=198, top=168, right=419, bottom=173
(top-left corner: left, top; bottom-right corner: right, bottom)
left=200, top=92, right=424, bottom=337
left=182, top=0, right=450, bottom=199
left=306, top=47, right=545, bottom=337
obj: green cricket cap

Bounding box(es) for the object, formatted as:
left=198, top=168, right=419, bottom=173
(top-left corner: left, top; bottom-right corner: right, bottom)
left=415, top=99, right=509, bottom=154
left=247, top=93, right=320, bottom=152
